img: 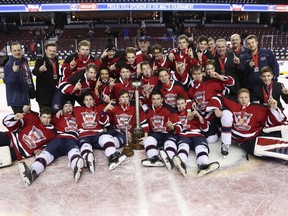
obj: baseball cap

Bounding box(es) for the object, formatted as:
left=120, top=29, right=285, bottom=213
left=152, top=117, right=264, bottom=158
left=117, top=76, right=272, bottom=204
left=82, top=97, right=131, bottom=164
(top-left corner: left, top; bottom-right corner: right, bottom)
left=139, top=35, right=148, bottom=42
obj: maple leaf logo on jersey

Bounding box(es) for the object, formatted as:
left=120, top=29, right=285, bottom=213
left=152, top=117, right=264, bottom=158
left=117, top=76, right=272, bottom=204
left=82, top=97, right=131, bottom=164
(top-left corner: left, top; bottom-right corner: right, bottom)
left=23, top=126, right=46, bottom=149
left=164, top=93, right=177, bottom=108
left=81, top=112, right=97, bottom=129
left=64, top=117, right=78, bottom=132
left=178, top=115, right=190, bottom=130
left=233, top=111, right=252, bottom=131
left=194, top=91, right=208, bottom=112
left=151, top=116, right=166, bottom=132
left=116, top=114, right=132, bottom=132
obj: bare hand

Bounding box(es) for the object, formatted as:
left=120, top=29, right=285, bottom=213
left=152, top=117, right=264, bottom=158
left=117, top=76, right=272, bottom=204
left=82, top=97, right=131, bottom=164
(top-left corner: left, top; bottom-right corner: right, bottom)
left=233, top=53, right=240, bottom=64
left=168, top=53, right=175, bottom=62
left=249, top=60, right=255, bottom=68
left=12, top=61, right=19, bottom=72
left=70, top=57, right=77, bottom=69
left=56, top=110, right=63, bottom=119
left=73, top=79, right=82, bottom=92
left=22, top=105, right=31, bottom=113
left=14, top=113, right=24, bottom=120
left=39, top=61, right=47, bottom=72
left=166, top=117, right=174, bottom=130
left=268, top=98, right=277, bottom=109
left=281, top=87, right=288, bottom=94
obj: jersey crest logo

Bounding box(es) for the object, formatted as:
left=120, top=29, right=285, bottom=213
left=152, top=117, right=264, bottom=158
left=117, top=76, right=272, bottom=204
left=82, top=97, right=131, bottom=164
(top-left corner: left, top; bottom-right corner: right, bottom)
left=151, top=116, right=166, bottom=132
left=116, top=114, right=132, bottom=132
left=81, top=112, right=97, bottom=129
left=64, top=117, right=78, bottom=132
left=23, top=126, right=46, bottom=149
left=178, top=115, right=190, bottom=130
left=233, top=111, right=252, bottom=131
left=194, top=91, right=208, bottom=112
left=165, top=93, right=177, bottom=108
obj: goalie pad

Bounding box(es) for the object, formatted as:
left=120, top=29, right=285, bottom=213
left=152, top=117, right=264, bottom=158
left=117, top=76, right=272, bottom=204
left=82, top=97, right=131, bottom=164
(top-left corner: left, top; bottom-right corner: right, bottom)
left=263, top=125, right=288, bottom=141
left=0, top=146, right=12, bottom=168
left=254, top=136, right=288, bottom=161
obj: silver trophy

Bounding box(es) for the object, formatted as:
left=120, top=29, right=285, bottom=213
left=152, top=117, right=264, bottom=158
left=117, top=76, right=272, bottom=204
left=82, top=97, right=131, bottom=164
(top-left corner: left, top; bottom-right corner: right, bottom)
left=122, top=120, right=134, bottom=157
left=131, top=80, right=144, bottom=150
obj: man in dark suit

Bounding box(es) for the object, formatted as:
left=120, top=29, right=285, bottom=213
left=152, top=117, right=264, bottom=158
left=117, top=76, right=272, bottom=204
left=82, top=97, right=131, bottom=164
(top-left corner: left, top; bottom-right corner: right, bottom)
left=251, top=66, right=288, bottom=111
left=32, top=42, right=61, bottom=110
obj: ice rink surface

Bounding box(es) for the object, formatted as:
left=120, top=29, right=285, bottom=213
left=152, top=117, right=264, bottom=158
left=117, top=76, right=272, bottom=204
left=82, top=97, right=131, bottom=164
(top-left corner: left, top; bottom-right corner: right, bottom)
left=0, top=77, right=288, bottom=216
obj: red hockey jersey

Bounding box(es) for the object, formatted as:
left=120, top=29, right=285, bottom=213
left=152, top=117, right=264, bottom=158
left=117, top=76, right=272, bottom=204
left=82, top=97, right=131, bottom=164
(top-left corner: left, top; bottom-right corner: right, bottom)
left=73, top=105, right=109, bottom=138
left=146, top=104, right=182, bottom=134
left=221, top=97, right=286, bottom=142
left=51, top=113, right=79, bottom=140
left=107, top=104, right=149, bottom=134
left=177, top=109, right=209, bottom=138
left=3, top=113, right=56, bottom=160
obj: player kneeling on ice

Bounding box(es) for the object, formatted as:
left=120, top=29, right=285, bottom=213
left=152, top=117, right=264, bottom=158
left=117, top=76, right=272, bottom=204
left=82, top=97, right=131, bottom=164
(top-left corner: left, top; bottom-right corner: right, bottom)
left=172, top=95, right=220, bottom=177
left=213, top=88, right=288, bottom=161
left=18, top=101, right=84, bottom=187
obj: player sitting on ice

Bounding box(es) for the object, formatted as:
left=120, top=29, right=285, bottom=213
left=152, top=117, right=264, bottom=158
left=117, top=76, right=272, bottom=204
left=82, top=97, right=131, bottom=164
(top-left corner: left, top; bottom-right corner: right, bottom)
left=18, top=101, right=84, bottom=187
left=212, top=88, right=288, bottom=160
left=171, top=95, right=220, bottom=177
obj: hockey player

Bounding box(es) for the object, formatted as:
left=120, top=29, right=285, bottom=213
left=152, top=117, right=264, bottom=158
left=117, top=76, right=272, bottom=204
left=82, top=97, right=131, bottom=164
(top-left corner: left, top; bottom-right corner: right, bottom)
left=73, top=92, right=126, bottom=172
left=61, top=40, right=96, bottom=79
left=171, top=95, right=220, bottom=177
left=0, top=106, right=56, bottom=162
left=151, top=44, right=173, bottom=74
left=52, top=63, right=97, bottom=113
left=140, top=61, right=160, bottom=111
left=106, top=66, right=135, bottom=103
left=153, top=67, right=190, bottom=109
left=94, top=66, right=114, bottom=104
left=95, top=42, right=125, bottom=73
left=105, top=90, right=149, bottom=161
left=18, top=101, right=84, bottom=187
left=213, top=88, right=287, bottom=159
left=188, top=64, right=234, bottom=156
left=141, top=90, right=182, bottom=168
left=168, top=34, right=199, bottom=87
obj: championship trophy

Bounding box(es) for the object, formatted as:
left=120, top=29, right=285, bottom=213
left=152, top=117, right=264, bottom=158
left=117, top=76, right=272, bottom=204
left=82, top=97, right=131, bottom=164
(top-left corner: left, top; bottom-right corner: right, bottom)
left=122, top=120, right=134, bottom=157
left=130, top=80, right=145, bottom=150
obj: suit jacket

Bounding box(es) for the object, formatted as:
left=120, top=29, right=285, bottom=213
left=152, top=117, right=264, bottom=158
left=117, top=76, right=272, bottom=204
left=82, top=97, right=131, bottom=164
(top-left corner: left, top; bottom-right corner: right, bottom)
left=251, top=80, right=288, bottom=110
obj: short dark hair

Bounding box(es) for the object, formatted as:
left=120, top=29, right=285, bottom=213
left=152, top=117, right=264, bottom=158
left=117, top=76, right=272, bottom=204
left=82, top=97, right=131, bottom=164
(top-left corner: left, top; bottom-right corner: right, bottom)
left=40, top=107, right=52, bottom=116
left=151, top=90, right=164, bottom=98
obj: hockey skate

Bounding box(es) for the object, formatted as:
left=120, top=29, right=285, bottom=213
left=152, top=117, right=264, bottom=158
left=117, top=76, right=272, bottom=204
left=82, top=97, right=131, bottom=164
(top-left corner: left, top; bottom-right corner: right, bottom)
left=159, top=149, right=173, bottom=171
left=85, top=152, right=95, bottom=174
left=198, top=162, right=220, bottom=177
left=172, top=155, right=187, bottom=177
left=141, top=155, right=165, bottom=167
left=108, top=151, right=127, bottom=171
left=18, top=162, right=38, bottom=188
left=74, top=157, right=84, bottom=183
left=221, top=143, right=229, bottom=158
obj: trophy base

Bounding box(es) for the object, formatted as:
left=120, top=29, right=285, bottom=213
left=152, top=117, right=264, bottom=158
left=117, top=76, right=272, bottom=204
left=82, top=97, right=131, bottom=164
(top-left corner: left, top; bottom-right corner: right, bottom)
left=131, top=129, right=144, bottom=150
left=122, top=146, right=134, bottom=157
